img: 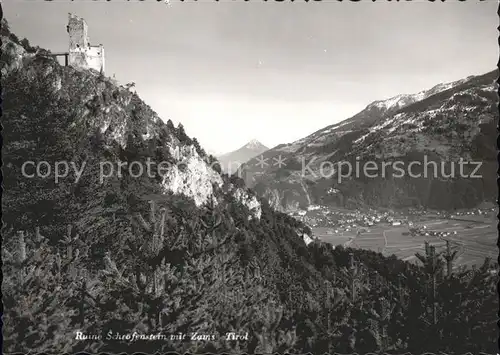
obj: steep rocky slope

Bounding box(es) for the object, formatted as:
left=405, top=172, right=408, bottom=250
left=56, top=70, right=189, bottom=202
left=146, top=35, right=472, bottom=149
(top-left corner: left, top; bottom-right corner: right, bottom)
left=2, top=30, right=265, bottom=235
left=2, top=21, right=497, bottom=354
left=240, top=71, right=498, bottom=211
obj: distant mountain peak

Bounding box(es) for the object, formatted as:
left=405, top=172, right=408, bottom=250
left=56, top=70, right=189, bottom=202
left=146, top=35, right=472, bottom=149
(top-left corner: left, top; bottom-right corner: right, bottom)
left=217, top=139, right=269, bottom=174
left=244, top=139, right=267, bottom=150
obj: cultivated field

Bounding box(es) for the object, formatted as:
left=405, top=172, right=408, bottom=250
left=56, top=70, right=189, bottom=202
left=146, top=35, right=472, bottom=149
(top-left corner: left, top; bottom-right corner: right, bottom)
left=313, top=216, right=497, bottom=268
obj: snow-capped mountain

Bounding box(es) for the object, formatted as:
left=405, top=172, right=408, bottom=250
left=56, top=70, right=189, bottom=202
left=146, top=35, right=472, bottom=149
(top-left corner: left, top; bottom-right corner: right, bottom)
left=239, top=70, right=498, bottom=212
left=217, top=139, right=269, bottom=174
left=244, top=138, right=268, bottom=150
left=369, top=76, right=472, bottom=111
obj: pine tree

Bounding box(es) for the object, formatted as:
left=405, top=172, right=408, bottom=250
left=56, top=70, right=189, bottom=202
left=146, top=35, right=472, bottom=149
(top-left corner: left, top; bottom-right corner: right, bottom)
left=166, top=119, right=175, bottom=131
left=130, top=200, right=169, bottom=296
left=200, top=197, right=222, bottom=234
left=15, top=231, right=27, bottom=283
left=252, top=301, right=284, bottom=353
left=340, top=252, right=366, bottom=303
left=324, top=280, right=345, bottom=342
left=442, top=240, right=460, bottom=277
left=415, top=243, right=444, bottom=325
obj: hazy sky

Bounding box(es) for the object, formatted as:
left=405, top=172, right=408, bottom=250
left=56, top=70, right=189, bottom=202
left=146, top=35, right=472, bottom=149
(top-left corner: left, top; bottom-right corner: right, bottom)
left=4, top=0, right=497, bottom=154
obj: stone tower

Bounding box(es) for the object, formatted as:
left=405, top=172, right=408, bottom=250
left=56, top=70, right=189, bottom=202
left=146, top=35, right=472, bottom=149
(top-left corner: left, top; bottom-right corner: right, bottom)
left=67, top=13, right=105, bottom=74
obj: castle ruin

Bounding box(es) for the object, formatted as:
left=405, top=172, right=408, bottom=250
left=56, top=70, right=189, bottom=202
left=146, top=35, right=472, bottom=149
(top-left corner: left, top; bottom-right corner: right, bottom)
left=67, top=13, right=105, bottom=73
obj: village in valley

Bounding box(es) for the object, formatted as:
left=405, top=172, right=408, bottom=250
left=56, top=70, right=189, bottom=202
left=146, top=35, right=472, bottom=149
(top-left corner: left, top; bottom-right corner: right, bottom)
left=290, top=204, right=497, bottom=270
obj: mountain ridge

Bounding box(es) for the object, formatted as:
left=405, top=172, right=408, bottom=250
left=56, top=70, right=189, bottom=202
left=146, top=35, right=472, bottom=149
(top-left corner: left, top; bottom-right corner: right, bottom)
left=239, top=70, right=498, bottom=212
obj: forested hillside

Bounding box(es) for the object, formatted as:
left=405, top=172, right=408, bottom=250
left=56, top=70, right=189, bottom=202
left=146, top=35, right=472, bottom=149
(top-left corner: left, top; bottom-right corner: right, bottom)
left=1, top=20, right=497, bottom=353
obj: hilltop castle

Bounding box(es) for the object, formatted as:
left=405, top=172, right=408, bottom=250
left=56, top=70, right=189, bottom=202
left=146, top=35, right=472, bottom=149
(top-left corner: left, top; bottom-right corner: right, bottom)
left=67, top=13, right=105, bottom=73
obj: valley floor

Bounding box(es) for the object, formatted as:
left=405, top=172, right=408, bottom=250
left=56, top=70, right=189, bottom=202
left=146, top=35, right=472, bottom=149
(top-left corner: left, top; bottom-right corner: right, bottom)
left=313, top=216, right=496, bottom=268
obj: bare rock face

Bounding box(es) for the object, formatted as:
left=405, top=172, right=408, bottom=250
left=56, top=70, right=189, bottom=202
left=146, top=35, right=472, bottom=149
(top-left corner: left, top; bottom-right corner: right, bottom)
left=302, top=233, right=314, bottom=246
left=233, top=188, right=262, bottom=220
left=162, top=145, right=223, bottom=207
left=1, top=37, right=31, bottom=75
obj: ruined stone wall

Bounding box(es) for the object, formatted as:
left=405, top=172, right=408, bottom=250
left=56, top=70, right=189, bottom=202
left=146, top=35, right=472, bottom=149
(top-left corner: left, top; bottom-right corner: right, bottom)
left=68, top=14, right=89, bottom=50
left=68, top=50, right=88, bottom=70
left=86, top=45, right=105, bottom=73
